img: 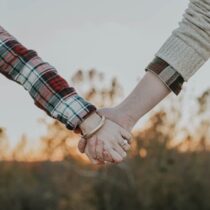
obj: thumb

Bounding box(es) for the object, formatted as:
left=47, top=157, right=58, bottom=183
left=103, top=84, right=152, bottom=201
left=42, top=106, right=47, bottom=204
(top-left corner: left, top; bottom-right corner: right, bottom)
left=78, top=138, right=87, bottom=153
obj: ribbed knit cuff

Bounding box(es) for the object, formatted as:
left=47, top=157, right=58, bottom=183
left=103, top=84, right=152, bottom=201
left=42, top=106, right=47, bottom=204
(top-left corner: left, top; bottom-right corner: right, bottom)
left=156, top=35, right=206, bottom=81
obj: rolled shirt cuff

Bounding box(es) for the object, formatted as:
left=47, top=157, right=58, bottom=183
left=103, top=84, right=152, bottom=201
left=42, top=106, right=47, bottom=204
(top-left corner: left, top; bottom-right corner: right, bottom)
left=145, top=57, right=184, bottom=95
left=51, top=94, right=97, bottom=130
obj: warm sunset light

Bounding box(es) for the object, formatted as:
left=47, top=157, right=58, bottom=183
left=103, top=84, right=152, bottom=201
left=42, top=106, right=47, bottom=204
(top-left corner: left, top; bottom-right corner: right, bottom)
left=1, top=0, right=210, bottom=209
left=139, top=148, right=147, bottom=158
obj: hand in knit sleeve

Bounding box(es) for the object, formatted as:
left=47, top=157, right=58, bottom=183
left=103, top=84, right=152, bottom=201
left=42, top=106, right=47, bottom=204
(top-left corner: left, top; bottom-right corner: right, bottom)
left=156, top=0, right=210, bottom=81
left=0, top=25, right=96, bottom=131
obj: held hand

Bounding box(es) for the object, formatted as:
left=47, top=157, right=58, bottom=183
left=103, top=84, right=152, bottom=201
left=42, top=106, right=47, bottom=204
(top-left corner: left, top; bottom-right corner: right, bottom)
left=78, top=112, right=132, bottom=164
left=87, top=119, right=131, bottom=164
left=78, top=107, right=134, bottom=154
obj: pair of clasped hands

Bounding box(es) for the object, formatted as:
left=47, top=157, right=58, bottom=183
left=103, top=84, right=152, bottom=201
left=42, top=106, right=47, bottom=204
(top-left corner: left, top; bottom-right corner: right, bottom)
left=78, top=107, right=133, bottom=164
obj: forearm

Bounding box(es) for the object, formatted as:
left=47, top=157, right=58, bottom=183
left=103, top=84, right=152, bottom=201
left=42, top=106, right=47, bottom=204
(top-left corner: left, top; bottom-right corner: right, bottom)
left=116, top=71, right=171, bottom=129
left=118, top=0, right=210, bottom=128
left=0, top=25, right=96, bottom=131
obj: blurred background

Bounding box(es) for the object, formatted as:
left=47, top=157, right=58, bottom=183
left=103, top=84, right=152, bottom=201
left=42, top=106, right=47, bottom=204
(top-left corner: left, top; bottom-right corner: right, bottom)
left=1, top=0, right=210, bottom=209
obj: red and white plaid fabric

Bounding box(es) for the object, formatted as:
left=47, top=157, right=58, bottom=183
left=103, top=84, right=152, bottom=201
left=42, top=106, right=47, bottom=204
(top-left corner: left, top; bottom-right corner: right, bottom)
left=0, top=25, right=96, bottom=131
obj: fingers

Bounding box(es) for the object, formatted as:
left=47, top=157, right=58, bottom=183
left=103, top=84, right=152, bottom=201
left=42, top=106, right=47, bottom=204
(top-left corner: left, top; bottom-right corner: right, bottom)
left=95, top=138, right=105, bottom=162
left=122, top=142, right=131, bottom=151
left=78, top=138, right=87, bottom=153
left=113, top=142, right=127, bottom=159
left=86, top=137, right=105, bottom=164
left=119, top=139, right=131, bottom=151
left=85, top=146, right=101, bottom=164
left=87, top=137, right=97, bottom=160
left=108, top=148, right=123, bottom=163
left=103, top=149, right=114, bottom=163
left=120, top=129, right=132, bottom=143
left=79, top=120, right=132, bottom=165
left=82, top=137, right=129, bottom=164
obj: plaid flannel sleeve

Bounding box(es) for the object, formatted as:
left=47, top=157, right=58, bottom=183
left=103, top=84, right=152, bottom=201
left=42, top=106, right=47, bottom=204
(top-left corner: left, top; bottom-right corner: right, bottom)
left=145, top=57, right=185, bottom=95
left=0, top=25, right=96, bottom=130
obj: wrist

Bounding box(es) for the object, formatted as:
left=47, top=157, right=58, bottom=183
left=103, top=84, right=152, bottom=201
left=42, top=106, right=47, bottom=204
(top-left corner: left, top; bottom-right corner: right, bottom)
left=113, top=105, right=137, bottom=131
left=79, top=111, right=102, bottom=134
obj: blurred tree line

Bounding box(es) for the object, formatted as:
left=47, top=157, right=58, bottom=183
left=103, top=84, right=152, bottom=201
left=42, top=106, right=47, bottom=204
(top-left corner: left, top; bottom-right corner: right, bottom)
left=1, top=69, right=210, bottom=210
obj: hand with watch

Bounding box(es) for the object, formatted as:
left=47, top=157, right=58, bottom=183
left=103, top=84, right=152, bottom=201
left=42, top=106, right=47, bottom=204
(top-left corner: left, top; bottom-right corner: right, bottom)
left=78, top=111, right=132, bottom=164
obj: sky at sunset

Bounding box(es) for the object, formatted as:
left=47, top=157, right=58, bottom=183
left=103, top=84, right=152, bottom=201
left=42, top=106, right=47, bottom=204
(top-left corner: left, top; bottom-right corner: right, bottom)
left=1, top=0, right=210, bottom=145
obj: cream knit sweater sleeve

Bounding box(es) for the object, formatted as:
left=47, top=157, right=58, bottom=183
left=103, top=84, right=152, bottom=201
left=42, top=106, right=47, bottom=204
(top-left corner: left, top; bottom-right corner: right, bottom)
left=156, top=0, right=210, bottom=81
